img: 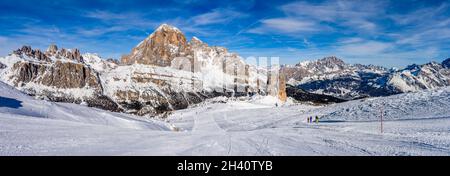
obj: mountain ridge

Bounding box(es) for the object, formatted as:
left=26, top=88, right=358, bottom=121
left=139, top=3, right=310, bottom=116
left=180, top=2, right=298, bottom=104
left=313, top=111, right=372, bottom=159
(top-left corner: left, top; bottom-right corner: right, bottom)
left=0, top=24, right=287, bottom=116
left=283, top=56, right=450, bottom=99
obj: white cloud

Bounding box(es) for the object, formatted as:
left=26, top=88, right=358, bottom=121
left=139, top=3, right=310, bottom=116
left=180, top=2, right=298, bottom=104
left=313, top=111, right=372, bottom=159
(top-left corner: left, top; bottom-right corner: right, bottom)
left=190, top=8, right=247, bottom=26
left=85, top=10, right=132, bottom=21
left=83, top=10, right=159, bottom=29
left=336, top=41, right=392, bottom=56
left=248, top=18, right=321, bottom=34
left=248, top=0, right=386, bottom=35
left=76, top=26, right=129, bottom=36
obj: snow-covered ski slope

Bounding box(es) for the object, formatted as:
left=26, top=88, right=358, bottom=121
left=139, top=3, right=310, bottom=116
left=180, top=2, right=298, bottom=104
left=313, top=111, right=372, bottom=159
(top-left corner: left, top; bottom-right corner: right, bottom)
left=1, top=81, right=450, bottom=155
left=0, top=82, right=170, bottom=130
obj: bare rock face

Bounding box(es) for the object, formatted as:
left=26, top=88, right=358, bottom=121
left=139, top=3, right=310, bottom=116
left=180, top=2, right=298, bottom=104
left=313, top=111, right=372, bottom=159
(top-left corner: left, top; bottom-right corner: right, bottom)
left=121, top=24, right=189, bottom=66
left=0, top=62, right=5, bottom=69
left=2, top=45, right=121, bottom=112
left=11, top=61, right=100, bottom=90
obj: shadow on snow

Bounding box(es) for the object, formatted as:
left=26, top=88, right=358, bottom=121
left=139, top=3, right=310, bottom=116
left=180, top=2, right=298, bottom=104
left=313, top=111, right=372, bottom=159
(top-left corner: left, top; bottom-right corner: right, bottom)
left=0, top=96, right=23, bottom=109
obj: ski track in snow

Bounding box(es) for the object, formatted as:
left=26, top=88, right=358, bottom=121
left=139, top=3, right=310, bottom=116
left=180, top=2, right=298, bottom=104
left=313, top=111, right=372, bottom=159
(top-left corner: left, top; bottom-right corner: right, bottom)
left=1, top=81, right=450, bottom=155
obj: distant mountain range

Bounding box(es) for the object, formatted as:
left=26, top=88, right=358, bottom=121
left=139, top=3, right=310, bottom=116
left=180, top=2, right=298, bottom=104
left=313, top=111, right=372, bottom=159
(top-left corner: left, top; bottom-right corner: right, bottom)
left=282, top=56, right=450, bottom=100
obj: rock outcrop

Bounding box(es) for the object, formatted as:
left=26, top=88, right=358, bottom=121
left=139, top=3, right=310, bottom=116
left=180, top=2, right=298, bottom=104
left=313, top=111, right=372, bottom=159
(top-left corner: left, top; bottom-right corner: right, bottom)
left=10, top=61, right=101, bottom=90
left=1, top=45, right=120, bottom=112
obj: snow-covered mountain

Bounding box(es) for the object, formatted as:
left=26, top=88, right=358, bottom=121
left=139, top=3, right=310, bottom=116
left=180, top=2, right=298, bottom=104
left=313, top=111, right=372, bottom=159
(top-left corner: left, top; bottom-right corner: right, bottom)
left=0, top=24, right=286, bottom=116
left=283, top=57, right=450, bottom=99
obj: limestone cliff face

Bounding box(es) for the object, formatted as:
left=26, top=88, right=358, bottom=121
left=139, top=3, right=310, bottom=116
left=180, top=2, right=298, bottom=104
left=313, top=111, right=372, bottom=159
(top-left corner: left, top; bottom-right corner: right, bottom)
left=121, top=24, right=190, bottom=66
left=11, top=61, right=101, bottom=91
left=1, top=45, right=120, bottom=112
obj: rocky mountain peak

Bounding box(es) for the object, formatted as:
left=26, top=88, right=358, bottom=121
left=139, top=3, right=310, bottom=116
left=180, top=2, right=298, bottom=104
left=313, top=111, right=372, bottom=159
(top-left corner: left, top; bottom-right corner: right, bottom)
left=155, top=23, right=182, bottom=33
left=317, top=56, right=346, bottom=66
left=121, top=23, right=189, bottom=66
left=189, top=36, right=206, bottom=48
left=46, top=44, right=58, bottom=55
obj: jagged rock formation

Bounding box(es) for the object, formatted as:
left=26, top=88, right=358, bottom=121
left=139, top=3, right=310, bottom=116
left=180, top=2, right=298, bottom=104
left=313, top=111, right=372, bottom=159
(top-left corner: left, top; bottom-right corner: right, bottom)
left=13, top=46, right=51, bottom=62
left=0, top=24, right=286, bottom=116
left=283, top=56, right=450, bottom=100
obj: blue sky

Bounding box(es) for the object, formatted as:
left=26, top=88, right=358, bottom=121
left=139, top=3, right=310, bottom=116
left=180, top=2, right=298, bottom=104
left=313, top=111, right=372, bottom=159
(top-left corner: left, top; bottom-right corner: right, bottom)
left=0, top=0, right=449, bottom=68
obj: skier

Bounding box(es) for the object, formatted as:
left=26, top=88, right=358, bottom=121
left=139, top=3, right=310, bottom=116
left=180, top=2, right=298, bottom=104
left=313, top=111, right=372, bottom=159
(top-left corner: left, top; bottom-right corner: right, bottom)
left=315, top=116, right=319, bottom=123
left=307, top=117, right=310, bottom=123
left=309, top=116, right=313, bottom=123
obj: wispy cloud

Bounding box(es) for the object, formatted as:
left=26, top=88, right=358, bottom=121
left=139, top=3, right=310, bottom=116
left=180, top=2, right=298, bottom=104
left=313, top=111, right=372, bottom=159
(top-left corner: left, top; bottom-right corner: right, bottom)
left=190, top=8, right=247, bottom=26
left=76, top=26, right=130, bottom=37
left=249, top=0, right=386, bottom=36
left=248, top=18, right=322, bottom=34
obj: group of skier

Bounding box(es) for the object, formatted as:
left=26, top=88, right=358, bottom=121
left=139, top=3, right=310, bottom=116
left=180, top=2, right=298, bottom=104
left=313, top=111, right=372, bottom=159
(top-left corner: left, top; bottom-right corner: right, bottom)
left=307, top=116, right=319, bottom=123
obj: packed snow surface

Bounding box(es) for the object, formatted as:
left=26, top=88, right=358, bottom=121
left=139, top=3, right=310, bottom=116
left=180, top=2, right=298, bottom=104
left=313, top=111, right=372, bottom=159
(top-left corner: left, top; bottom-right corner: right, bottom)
left=1, top=81, right=450, bottom=155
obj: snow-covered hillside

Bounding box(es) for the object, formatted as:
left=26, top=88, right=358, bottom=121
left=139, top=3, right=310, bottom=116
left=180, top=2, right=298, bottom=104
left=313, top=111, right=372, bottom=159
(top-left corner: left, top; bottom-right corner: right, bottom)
left=0, top=81, right=170, bottom=130
left=1, top=81, right=449, bottom=155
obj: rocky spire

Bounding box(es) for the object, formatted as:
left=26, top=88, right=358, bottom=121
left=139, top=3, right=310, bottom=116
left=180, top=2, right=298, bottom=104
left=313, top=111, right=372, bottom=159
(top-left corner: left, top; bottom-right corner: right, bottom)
left=13, top=45, right=51, bottom=62
left=46, top=44, right=58, bottom=55
left=72, top=48, right=83, bottom=62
